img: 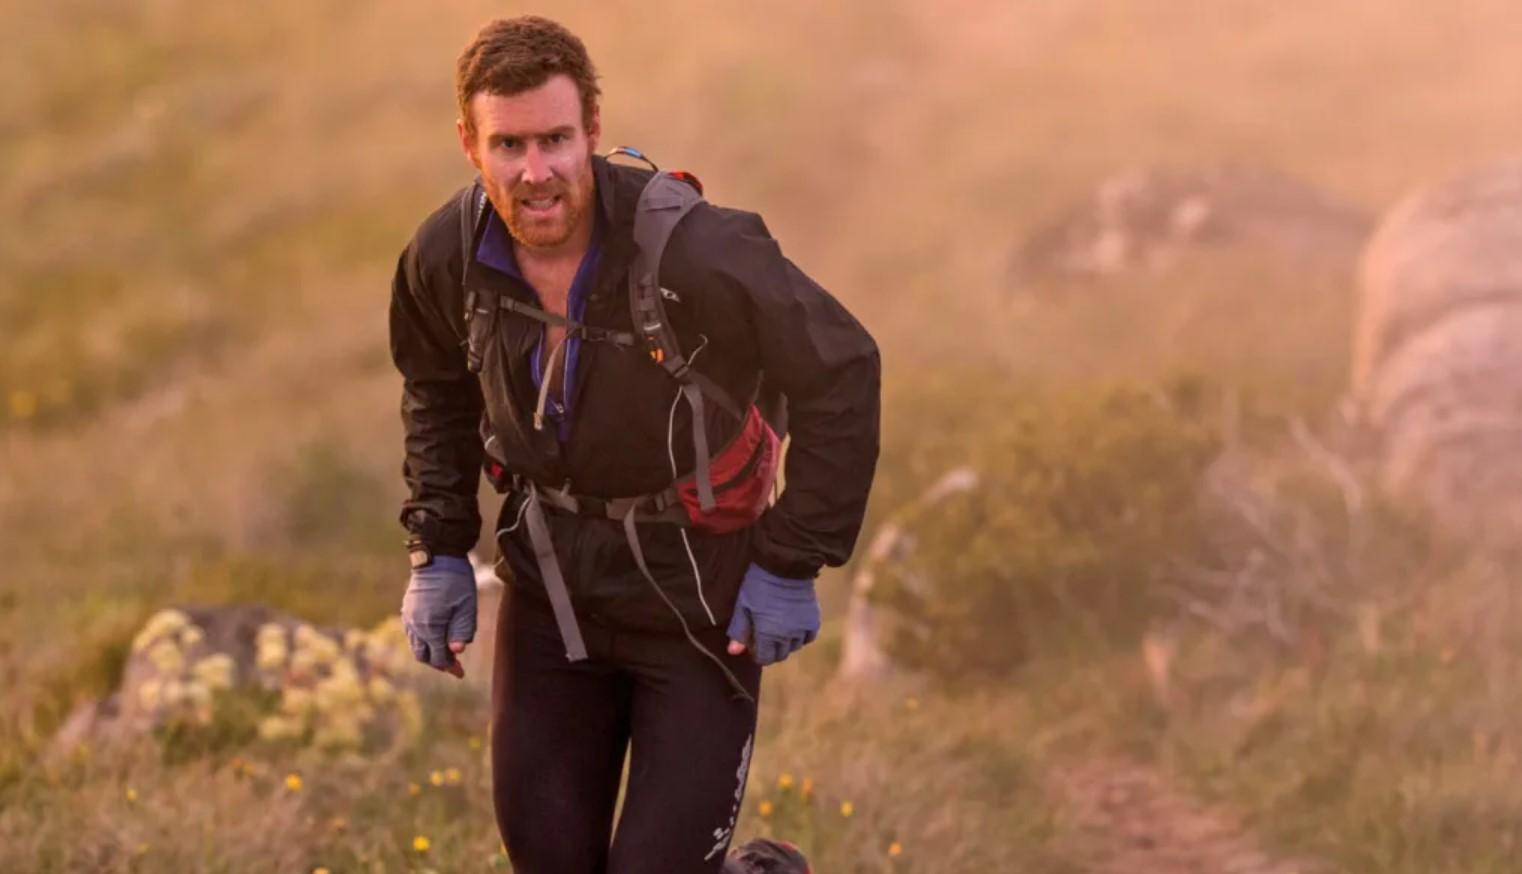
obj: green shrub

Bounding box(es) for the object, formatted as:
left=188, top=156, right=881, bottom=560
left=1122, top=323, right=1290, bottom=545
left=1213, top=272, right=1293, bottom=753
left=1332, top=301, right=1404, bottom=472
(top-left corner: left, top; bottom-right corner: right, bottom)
left=874, top=379, right=1221, bottom=679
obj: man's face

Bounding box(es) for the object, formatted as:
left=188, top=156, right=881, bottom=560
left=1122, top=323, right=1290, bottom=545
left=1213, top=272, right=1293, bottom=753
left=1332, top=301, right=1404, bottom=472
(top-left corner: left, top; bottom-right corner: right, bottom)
left=457, top=74, right=600, bottom=252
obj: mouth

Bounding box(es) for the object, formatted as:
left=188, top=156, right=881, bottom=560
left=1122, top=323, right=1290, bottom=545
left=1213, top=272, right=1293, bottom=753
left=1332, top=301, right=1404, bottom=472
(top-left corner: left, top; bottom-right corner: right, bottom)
left=517, top=193, right=563, bottom=218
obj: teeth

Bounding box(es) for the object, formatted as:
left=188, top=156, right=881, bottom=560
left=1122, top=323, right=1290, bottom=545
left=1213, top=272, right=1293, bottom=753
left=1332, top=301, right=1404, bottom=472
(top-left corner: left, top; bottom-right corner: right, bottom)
left=523, top=196, right=557, bottom=209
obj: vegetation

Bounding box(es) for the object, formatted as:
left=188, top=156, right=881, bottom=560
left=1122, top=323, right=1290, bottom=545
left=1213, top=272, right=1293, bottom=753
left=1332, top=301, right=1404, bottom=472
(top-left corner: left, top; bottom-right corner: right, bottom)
left=7, top=0, right=1522, bottom=870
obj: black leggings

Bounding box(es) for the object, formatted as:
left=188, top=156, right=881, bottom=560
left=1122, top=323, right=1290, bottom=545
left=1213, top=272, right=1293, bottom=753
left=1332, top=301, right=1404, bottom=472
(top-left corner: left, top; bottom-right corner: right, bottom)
left=490, top=585, right=763, bottom=874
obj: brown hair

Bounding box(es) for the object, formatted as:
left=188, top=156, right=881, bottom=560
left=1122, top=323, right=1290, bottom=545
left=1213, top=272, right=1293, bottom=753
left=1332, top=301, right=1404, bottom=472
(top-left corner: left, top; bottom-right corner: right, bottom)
left=455, top=16, right=602, bottom=138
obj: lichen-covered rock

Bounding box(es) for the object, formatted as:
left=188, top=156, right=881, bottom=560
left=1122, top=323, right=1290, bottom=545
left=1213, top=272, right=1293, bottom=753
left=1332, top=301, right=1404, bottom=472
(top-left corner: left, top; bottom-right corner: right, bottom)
left=1352, top=159, right=1522, bottom=540
left=1008, top=164, right=1370, bottom=290
left=98, top=603, right=429, bottom=754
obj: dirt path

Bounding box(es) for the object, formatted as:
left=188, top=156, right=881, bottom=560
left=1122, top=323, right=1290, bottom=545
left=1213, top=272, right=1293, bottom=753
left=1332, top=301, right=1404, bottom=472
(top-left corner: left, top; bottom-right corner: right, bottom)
left=1050, top=757, right=1331, bottom=874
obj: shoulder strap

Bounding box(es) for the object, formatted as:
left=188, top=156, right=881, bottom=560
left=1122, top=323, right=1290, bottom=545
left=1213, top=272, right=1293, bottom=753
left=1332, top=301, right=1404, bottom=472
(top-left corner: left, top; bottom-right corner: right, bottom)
left=628, top=172, right=744, bottom=419
left=459, top=179, right=488, bottom=279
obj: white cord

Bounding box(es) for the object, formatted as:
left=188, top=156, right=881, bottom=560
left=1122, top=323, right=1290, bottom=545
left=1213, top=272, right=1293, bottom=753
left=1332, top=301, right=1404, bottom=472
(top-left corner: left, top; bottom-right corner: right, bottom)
left=670, top=339, right=717, bottom=625
left=497, top=495, right=531, bottom=535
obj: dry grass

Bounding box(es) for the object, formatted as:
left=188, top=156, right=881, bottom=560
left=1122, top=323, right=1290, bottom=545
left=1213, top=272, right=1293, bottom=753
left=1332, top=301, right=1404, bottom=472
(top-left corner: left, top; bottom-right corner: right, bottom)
left=6, top=0, right=1522, bottom=870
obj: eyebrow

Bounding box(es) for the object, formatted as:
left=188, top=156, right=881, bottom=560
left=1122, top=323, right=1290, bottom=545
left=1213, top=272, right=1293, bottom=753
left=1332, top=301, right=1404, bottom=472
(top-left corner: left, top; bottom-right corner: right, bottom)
left=488, top=125, right=576, bottom=143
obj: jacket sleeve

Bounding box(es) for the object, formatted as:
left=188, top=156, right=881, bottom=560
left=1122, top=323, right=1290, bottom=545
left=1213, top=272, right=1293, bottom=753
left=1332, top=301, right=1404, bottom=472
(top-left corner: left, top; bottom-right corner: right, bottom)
left=388, top=231, right=485, bottom=557
left=687, top=206, right=882, bottom=579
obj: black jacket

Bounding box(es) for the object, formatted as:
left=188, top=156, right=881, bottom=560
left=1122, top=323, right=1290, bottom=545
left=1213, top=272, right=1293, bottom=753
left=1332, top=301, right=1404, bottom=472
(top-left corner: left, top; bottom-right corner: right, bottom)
left=388, top=155, right=880, bottom=633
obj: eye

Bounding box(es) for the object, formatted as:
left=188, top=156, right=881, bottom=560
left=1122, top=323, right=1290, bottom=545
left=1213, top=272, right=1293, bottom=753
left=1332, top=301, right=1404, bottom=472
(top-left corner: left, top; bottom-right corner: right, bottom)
left=495, top=137, right=521, bottom=151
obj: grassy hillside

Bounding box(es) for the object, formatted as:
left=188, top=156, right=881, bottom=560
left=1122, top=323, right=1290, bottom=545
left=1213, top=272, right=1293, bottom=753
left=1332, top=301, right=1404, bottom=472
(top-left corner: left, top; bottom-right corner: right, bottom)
left=5, top=0, right=1522, bottom=870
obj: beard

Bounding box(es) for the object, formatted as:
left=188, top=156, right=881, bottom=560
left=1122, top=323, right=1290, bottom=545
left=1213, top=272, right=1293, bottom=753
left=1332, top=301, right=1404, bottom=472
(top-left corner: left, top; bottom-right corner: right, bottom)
left=499, top=157, right=595, bottom=249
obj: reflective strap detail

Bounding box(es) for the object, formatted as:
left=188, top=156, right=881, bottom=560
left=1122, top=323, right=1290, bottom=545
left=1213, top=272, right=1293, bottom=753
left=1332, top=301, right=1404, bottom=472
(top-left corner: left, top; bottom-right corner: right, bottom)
left=523, top=485, right=589, bottom=662
left=682, top=383, right=717, bottom=511
left=621, top=508, right=754, bottom=704
left=533, top=332, right=571, bottom=432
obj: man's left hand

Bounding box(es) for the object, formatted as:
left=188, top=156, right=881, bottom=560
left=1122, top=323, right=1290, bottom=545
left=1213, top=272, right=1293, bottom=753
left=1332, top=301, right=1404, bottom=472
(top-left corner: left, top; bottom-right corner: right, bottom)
left=725, top=564, right=821, bottom=666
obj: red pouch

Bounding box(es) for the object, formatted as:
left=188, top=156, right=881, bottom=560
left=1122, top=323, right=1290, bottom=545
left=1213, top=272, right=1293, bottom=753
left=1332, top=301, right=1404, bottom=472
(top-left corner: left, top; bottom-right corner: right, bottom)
left=675, top=404, right=781, bottom=534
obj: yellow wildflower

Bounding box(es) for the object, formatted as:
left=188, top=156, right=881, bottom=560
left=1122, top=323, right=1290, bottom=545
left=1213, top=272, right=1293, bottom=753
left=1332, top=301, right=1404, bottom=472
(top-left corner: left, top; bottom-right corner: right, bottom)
left=285, top=773, right=303, bottom=792
left=125, top=787, right=138, bottom=802
left=758, top=800, right=774, bottom=818
left=446, top=767, right=462, bottom=785
left=904, top=696, right=921, bottom=712
left=9, top=389, right=38, bottom=420
left=777, top=773, right=795, bottom=791
left=408, top=781, right=422, bottom=797
left=840, top=801, right=854, bottom=818
left=800, top=776, right=814, bottom=799
left=313, top=868, right=332, bottom=874
left=413, top=835, right=431, bottom=853
left=468, top=735, right=483, bottom=751
left=430, top=769, right=445, bottom=787
left=889, top=841, right=903, bottom=857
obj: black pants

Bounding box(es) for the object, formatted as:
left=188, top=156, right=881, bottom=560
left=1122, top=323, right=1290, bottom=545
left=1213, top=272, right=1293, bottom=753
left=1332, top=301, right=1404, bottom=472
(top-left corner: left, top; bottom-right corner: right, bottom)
left=491, top=584, right=763, bottom=874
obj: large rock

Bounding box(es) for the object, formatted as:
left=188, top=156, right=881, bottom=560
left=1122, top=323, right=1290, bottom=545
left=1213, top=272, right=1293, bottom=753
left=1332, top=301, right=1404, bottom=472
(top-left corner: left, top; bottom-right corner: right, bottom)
left=1351, top=159, right=1522, bottom=540
left=49, top=555, right=505, bottom=759
left=1008, top=164, right=1370, bottom=290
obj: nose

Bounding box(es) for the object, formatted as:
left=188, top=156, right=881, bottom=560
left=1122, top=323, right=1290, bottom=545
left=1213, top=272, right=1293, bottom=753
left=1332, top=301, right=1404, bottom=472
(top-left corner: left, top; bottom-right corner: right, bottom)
left=520, top=144, right=553, bottom=186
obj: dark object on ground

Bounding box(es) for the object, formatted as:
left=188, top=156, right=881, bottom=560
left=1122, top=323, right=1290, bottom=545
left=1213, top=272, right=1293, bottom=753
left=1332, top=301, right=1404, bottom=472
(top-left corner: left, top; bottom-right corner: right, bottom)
left=723, top=838, right=812, bottom=874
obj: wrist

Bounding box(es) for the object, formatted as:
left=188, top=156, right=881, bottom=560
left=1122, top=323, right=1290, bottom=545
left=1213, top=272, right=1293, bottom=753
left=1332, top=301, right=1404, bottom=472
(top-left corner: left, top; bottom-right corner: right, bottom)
left=408, top=538, right=471, bottom=572
left=744, top=562, right=814, bottom=590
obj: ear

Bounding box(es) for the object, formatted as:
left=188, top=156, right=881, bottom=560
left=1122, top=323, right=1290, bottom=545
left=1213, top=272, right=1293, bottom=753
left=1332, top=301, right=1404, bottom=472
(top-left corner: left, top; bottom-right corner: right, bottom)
left=456, top=116, right=481, bottom=172
left=585, top=105, right=601, bottom=155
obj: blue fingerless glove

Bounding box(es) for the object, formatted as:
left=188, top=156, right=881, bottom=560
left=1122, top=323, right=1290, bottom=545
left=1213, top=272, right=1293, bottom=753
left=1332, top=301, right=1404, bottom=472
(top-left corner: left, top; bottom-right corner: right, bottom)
left=400, top=555, right=477, bottom=671
left=725, top=563, right=821, bottom=666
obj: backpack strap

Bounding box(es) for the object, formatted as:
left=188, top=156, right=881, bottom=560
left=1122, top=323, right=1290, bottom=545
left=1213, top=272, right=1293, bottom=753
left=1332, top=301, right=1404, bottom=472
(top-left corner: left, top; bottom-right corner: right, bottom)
left=459, top=179, right=488, bottom=285
left=629, top=171, right=748, bottom=512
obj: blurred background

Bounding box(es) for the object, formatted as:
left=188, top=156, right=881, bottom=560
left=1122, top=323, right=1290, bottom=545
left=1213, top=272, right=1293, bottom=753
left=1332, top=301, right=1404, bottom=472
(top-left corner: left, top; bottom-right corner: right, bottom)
left=4, top=0, right=1522, bottom=871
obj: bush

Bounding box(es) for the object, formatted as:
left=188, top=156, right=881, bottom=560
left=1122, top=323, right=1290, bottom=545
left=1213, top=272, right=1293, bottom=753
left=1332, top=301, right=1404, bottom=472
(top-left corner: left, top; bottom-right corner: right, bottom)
left=874, top=378, right=1221, bottom=679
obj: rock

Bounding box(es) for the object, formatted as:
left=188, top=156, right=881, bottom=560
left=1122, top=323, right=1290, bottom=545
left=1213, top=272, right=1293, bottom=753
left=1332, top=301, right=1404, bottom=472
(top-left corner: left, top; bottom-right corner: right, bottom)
left=837, top=467, right=980, bottom=682
left=49, top=552, right=506, bottom=757
left=1008, top=164, right=1370, bottom=290
left=1351, top=158, right=1522, bottom=541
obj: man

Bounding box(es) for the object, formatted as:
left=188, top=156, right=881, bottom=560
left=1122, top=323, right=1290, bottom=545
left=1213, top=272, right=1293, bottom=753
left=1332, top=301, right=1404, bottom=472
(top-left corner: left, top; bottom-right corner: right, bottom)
left=389, top=16, right=879, bottom=874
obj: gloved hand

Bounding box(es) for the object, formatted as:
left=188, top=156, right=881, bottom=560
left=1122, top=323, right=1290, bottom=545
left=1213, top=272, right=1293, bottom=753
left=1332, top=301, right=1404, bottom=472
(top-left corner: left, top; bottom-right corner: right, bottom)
left=400, top=554, right=477, bottom=679
left=725, top=563, right=821, bottom=666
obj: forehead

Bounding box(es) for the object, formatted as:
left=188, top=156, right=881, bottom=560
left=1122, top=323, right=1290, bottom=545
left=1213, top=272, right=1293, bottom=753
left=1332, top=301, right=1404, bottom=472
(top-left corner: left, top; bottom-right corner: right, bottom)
left=468, top=74, right=584, bottom=137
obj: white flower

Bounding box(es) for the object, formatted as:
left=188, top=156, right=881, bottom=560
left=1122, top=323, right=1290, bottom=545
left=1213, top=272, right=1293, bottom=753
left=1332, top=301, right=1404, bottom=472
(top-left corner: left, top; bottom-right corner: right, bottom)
left=132, top=609, right=191, bottom=653
left=257, top=715, right=300, bottom=740
left=191, top=653, right=237, bottom=690
left=137, top=679, right=163, bottom=709
left=146, top=640, right=185, bottom=676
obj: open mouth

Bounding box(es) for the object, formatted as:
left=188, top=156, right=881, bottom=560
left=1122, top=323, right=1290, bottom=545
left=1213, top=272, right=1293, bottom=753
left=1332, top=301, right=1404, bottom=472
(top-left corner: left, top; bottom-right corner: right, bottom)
left=517, top=193, right=563, bottom=217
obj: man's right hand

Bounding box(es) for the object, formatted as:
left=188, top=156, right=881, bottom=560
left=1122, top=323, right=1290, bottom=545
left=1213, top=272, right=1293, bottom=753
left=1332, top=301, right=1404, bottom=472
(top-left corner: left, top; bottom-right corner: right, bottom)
left=400, top=554, right=478, bottom=679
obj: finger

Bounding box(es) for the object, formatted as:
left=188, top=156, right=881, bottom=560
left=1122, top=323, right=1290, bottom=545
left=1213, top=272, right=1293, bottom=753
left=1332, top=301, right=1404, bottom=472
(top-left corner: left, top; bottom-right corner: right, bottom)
left=404, top=623, right=429, bottom=664
left=449, top=640, right=469, bottom=654
left=725, top=607, right=753, bottom=654
left=425, top=633, right=456, bottom=669
left=448, top=600, right=477, bottom=646
left=756, top=637, right=787, bottom=666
